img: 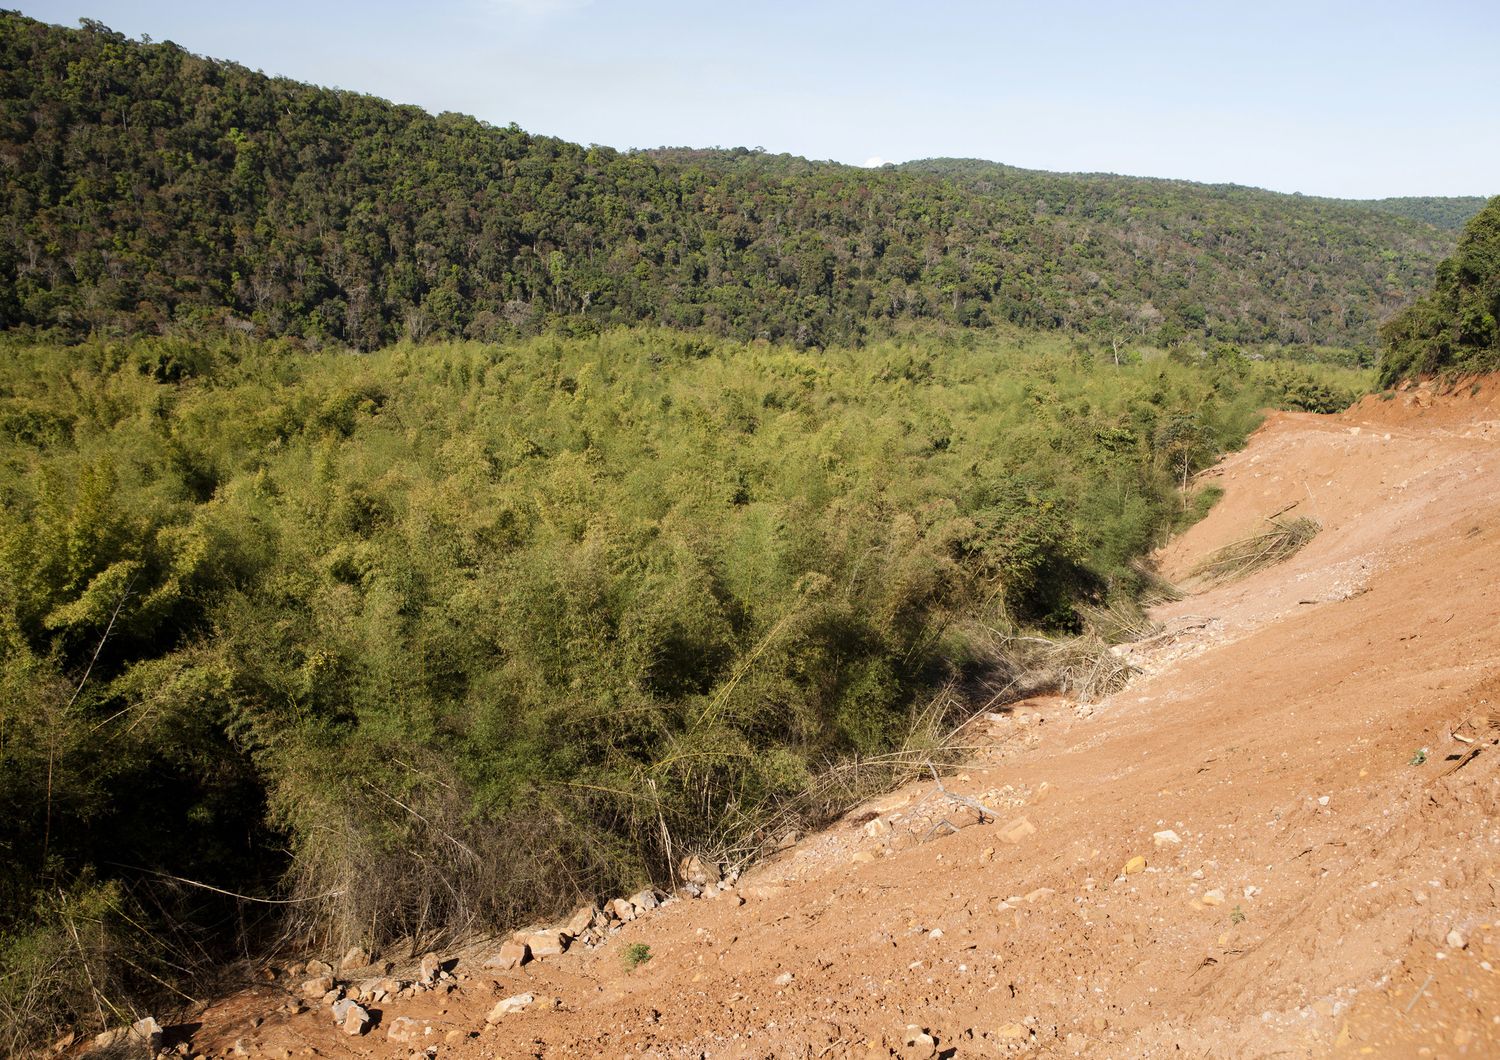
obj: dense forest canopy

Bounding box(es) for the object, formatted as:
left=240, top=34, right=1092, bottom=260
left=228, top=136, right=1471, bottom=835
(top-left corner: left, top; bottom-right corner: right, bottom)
left=1379, top=196, right=1500, bottom=386
left=0, top=12, right=1464, bottom=352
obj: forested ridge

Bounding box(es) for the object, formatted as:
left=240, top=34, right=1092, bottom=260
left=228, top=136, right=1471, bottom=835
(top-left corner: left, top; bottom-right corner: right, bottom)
left=1379, top=196, right=1500, bottom=385
left=0, top=13, right=1463, bottom=352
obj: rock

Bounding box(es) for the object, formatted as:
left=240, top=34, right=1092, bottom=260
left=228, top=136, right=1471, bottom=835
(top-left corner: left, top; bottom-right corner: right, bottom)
left=340, top=1003, right=370, bottom=1036
left=852, top=850, right=877, bottom=864
left=1152, top=830, right=1182, bottom=848
left=339, top=946, right=370, bottom=971
left=230, top=1040, right=250, bottom=1056
left=1122, top=855, right=1147, bottom=875
left=741, top=882, right=784, bottom=901
left=486, top=993, right=534, bottom=1022
left=304, top=959, right=333, bottom=977
left=130, top=1017, right=164, bottom=1053
left=418, top=951, right=442, bottom=984
left=331, top=998, right=358, bottom=1022
left=1446, top=929, right=1468, bottom=950
left=483, top=940, right=531, bottom=970
left=300, top=975, right=334, bottom=997
left=997, top=1022, right=1029, bottom=1040
left=564, top=903, right=598, bottom=938
left=901, top=1025, right=936, bottom=1057
left=385, top=1016, right=425, bottom=1043
left=678, top=855, right=717, bottom=886
left=1024, top=887, right=1055, bottom=904
left=608, top=897, right=637, bottom=921
left=51, top=1031, right=76, bottom=1054
left=999, top=816, right=1036, bottom=844
left=523, top=930, right=567, bottom=959
left=1201, top=888, right=1226, bottom=906
left=92, top=1028, right=129, bottom=1052
left=628, top=889, right=659, bottom=915
left=863, top=816, right=893, bottom=838
left=777, top=829, right=801, bottom=850
left=978, top=846, right=996, bottom=865
left=773, top=971, right=794, bottom=987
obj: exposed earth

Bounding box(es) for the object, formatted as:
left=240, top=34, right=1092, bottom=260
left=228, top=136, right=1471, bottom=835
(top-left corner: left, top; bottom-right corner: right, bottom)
left=141, top=379, right=1500, bottom=1058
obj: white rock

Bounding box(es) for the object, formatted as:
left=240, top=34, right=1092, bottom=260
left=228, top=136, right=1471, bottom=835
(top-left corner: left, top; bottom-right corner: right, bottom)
left=486, top=993, right=534, bottom=1021
left=1152, top=829, right=1182, bottom=847
left=1447, top=929, right=1467, bottom=950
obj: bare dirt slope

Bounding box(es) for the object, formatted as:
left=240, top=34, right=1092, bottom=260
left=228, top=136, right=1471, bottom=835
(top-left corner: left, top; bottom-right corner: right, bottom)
left=189, top=380, right=1500, bottom=1059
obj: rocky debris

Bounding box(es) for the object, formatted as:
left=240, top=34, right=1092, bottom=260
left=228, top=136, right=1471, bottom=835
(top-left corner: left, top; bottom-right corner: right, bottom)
left=339, top=946, right=370, bottom=971
left=773, top=971, right=794, bottom=987
left=1201, top=888, right=1226, bottom=906
left=483, top=940, right=531, bottom=970
left=863, top=816, right=893, bottom=838
left=563, top=903, right=598, bottom=937
left=608, top=897, right=637, bottom=922
left=304, top=959, right=333, bottom=977
left=92, top=1017, right=163, bottom=1054
left=486, top=993, right=534, bottom=1022
left=523, top=929, right=567, bottom=959
left=385, top=1016, right=427, bottom=1043
left=299, top=975, right=333, bottom=998
left=901, top=1025, right=937, bottom=1057
left=999, top=816, right=1037, bottom=844
left=678, top=855, right=719, bottom=886
left=352, top=976, right=400, bottom=1003
left=1153, top=829, right=1182, bottom=847
left=627, top=888, right=659, bottom=915
left=331, top=999, right=369, bottom=1036
left=1446, top=928, right=1468, bottom=950
left=418, top=951, right=442, bottom=984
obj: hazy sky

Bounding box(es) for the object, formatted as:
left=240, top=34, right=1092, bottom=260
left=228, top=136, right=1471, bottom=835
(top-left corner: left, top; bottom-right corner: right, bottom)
left=19, top=1, right=1500, bottom=199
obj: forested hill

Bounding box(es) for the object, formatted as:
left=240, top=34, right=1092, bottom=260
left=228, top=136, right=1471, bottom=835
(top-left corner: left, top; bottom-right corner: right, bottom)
left=0, top=14, right=1460, bottom=350
left=900, top=159, right=1489, bottom=233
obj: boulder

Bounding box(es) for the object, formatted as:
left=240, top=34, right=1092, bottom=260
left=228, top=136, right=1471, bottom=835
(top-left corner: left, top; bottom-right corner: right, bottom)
left=300, top=976, right=334, bottom=998
left=998, top=816, right=1036, bottom=845
left=339, top=946, right=370, bottom=971
left=483, top=940, right=530, bottom=970
left=418, top=952, right=441, bottom=984
left=563, top=903, right=597, bottom=938
left=678, top=855, right=717, bottom=886
left=485, top=993, right=534, bottom=1022
left=609, top=897, right=637, bottom=922
left=523, top=930, right=567, bottom=959
left=341, top=1003, right=369, bottom=1036
left=385, top=1016, right=425, bottom=1043
left=628, top=889, right=659, bottom=915
left=304, top=959, right=333, bottom=977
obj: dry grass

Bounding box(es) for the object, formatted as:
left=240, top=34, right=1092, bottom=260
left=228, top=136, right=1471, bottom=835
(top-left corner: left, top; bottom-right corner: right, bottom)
left=1190, top=517, right=1320, bottom=584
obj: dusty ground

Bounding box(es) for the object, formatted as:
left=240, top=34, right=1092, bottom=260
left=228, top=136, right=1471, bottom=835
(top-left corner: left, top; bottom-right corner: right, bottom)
left=177, top=379, right=1500, bottom=1058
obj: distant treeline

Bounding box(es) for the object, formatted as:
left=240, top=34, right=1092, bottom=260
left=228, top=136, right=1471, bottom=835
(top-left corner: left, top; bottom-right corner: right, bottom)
left=0, top=13, right=1465, bottom=351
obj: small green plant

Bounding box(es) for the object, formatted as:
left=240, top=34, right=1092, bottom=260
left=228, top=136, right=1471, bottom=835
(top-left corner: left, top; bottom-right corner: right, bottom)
left=623, top=943, right=652, bottom=970
left=1230, top=905, right=1246, bottom=925
left=1410, top=747, right=1429, bottom=766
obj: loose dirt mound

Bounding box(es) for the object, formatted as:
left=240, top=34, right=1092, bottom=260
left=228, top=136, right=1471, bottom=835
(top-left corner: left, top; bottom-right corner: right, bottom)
left=183, top=380, right=1500, bottom=1058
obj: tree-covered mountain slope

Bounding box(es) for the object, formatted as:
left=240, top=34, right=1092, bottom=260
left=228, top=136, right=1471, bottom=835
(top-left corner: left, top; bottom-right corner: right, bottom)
left=1379, top=195, right=1500, bottom=385
left=0, top=13, right=1462, bottom=351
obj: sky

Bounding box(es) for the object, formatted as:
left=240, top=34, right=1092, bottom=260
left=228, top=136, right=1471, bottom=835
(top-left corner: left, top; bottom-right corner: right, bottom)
left=19, top=0, right=1500, bottom=199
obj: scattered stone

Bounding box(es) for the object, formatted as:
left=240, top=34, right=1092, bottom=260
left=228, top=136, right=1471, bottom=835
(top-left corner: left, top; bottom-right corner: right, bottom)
left=1152, top=830, right=1182, bottom=848
left=564, top=903, right=598, bottom=937
left=484, top=940, right=531, bottom=970
left=901, top=1025, right=936, bottom=1057
left=1447, top=929, right=1468, bottom=950
left=628, top=889, right=659, bottom=915
left=678, top=855, right=717, bottom=886
left=486, top=993, right=534, bottom=1022
left=1202, top=889, right=1226, bottom=907
left=386, top=1016, right=425, bottom=1043
left=523, top=930, right=567, bottom=959
left=863, top=816, right=893, bottom=838
left=339, top=946, right=370, bottom=971
left=304, top=959, right=333, bottom=977
left=999, top=816, right=1036, bottom=845
left=997, top=1022, right=1029, bottom=1040
left=1122, top=855, right=1147, bottom=875
left=300, top=976, right=334, bottom=998
left=1317, top=795, right=1330, bottom=807
left=418, top=952, right=442, bottom=984
left=773, top=971, right=794, bottom=987
left=340, top=1003, right=370, bottom=1036
left=979, top=846, right=996, bottom=865
left=609, top=897, right=637, bottom=921
left=1025, top=887, right=1055, bottom=904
